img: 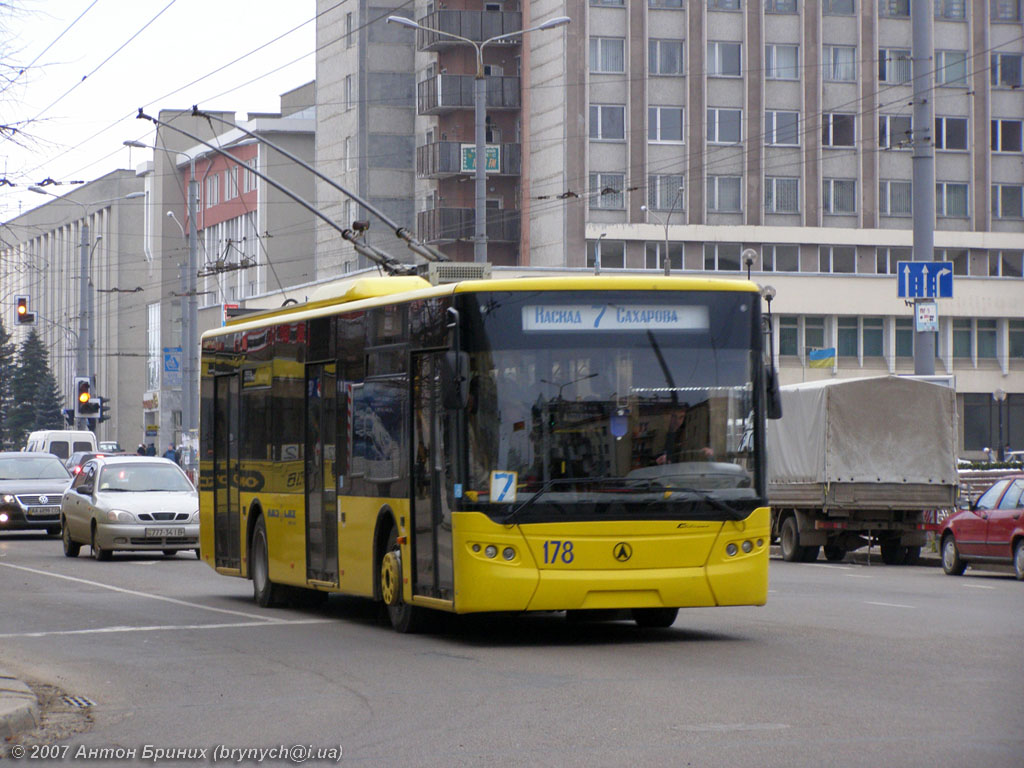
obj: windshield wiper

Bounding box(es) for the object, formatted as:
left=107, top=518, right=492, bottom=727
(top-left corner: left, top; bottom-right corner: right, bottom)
left=499, top=476, right=657, bottom=524
left=668, top=488, right=747, bottom=520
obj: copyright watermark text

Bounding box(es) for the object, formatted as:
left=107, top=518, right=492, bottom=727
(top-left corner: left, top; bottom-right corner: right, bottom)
left=6, top=743, right=343, bottom=763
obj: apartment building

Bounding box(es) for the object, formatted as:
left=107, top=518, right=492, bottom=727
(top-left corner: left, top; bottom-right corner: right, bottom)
left=314, top=0, right=1023, bottom=455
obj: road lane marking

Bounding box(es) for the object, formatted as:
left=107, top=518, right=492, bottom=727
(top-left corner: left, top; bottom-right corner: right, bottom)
left=962, top=583, right=996, bottom=590
left=0, top=561, right=285, bottom=623
left=0, top=618, right=333, bottom=640
left=807, top=563, right=852, bottom=570
left=864, top=601, right=915, bottom=609
left=845, top=574, right=873, bottom=579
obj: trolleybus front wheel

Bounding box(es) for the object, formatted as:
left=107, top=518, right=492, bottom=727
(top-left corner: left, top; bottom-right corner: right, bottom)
left=631, top=607, right=678, bottom=628
left=380, top=526, right=429, bottom=633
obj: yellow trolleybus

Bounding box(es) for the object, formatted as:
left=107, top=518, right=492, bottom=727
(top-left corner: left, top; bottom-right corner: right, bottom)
left=199, top=273, right=775, bottom=631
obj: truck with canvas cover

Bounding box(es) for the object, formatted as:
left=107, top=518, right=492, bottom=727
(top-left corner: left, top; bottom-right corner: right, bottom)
left=766, top=376, right=958, bottom=564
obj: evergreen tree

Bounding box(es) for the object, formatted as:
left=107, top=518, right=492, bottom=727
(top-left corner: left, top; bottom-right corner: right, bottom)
left=8, top=329, right=65, bottom=446
left=0, top=319, right=15, bottom=449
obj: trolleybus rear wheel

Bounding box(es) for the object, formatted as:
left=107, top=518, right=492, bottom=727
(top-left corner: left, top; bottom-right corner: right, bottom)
left=252, top=516, right=286, bottom=607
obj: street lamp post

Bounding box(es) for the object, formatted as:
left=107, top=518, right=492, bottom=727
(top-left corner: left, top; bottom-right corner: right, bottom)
left=28, top=186, right=144, bottom=430
left=387, top=13, right=570, bottom=263
left=640, top=186, right=683, bottom=276
left=994, top=388, right=1007, bottom=462
left=125, top=140, right=199, bottom=473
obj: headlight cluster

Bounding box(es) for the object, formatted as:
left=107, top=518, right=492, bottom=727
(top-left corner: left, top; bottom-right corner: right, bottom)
left=106, top=509, right=136, bottom=523
left=2, top=494, right=15, bottom=504
left=725, top=538, right=764, bottom=557
left=471, top=543, right=517, bottom=562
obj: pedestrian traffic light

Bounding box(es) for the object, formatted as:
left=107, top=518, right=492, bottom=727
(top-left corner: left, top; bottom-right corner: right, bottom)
left=74, top=377, right=99, bottom=418
left=14, top=295, right=35, bottom=325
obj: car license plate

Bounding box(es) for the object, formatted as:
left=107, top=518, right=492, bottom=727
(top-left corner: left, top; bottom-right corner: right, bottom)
left=27, top=506, right=60, bottom=516
left=146, top=527, right=185, bottom=538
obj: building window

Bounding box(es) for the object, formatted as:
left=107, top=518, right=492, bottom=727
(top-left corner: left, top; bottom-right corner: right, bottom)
left=766, top=0, right=798, bottom=12
left=879, top=180, right=913, bottom=216
left=704, top=242, right=742, bottom=271
left=649, top=40, right=684, bottom=75
left=935, top=0, right=966, bottom=19
left=879, top=0, right=909, bottom=16
left=205, top=174, right=220, bottom=208
left=766, top=44, right=799, bottom=80
left=824, top=45, right=857, bottom=82
left=645, top=242, right=683, bottom=271
left=779, top=317, right=799, bottom=355
left=708, top=42, right=742, bottom=77
left=991, top=250, right=1024, bottom=277
left=863, top=318, right=884, bottom=357
left=345, top=12, right=354, bottom=48
left=589, top=37, right=625, bottom=73
left=345, top=74, right=355, bottom=110
left=938, top=248, right=969, bottom=275
left=895, top=318, right=914, bottom=357
left=822, top=113, right=855, bottom=146
left=587, top=239, right=625, bottom=267
left=345, top=137, right=355, bottom=171
left=824, top=0, right=854, bottom=13
left=707, top=108, right=742, bottom=143
left=591, top=0, right=625, bottom=6
left=978, top=320, right=998, bottom=359
left=819, top=245, right=856, bottom=273
left=649, top=107, right=684, bottom=142
left=763, top=244, right=800, bottom=272
left=993, top=186, right=1024, bottom=219
left=805, top=316, right=825, bottom=351
left=991, top=53, right=1023, bottom=87
left=879, top=49, right=911, bottom=83
left=879, top=114, right=912, bottom=149
left=991, top=119, right=1023, bottom=153
left=648, top=174, right=685, bottom=210
left=876, top=246, right=911, bottom=274
left=706, top=176, right=742, bottom=212
left=936, top=51, right=968, bottom=86
left=936, top=182, right=969, bottom=218
left=1010, top=320, right=1024, bottom=358
left=992, top=0, right=1022, bottom=19
left=589, top=105, right=626, bottom=140
left=649, top=0, right=684, bottom=7
left=823, top=179, right=857, bottom=214
left=935, top=117, right=968, bottom=150
left=838, top=317, right=859, bottom=357
left=953, top=319, right=972, bottom=359
left=709, top=0, right=741, bottom=9
left=589, top=172, right=626, bottom=209
left=766, top=110, right=800, bottom=145
left=765, top=177, right=800, bottom=213
left=147, top=302, right=160, bottom=391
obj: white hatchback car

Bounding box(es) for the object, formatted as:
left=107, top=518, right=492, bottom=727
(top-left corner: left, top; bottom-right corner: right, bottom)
left=61, top=456, right=199, bottom=560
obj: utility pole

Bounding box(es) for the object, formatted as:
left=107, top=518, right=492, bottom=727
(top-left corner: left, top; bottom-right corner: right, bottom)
left=77, top=220, right=90, bottom=429
left=911, top=0, right=936, bottom=376
left=185, top=168, right=199, bottom=473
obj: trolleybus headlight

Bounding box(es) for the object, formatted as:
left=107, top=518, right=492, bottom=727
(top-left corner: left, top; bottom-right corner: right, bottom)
left=726, top=543, right=738, bottom=557
left=484, top=545, right=498, bottom=559
left=741, top=540, right=753, bottom=553
left=472, top=543, right=481, bottom=553
left=756, top=538, right=764, bottom=548
left=502, top=547, right=515, bottom=561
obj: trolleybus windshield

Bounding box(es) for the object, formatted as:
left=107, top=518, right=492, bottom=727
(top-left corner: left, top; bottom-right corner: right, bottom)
left=458, top=289, right=764, bottom=523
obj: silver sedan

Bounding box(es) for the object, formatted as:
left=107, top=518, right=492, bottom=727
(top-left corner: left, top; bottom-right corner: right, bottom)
left=61, top=456, right=199, bottom=560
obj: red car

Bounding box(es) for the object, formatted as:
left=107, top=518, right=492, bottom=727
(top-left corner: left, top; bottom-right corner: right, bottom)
left=940, top=474, right=1024, bottom=580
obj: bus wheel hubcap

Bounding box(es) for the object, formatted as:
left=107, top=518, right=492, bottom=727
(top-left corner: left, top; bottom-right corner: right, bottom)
left=381, top=551, right=401, bottom=606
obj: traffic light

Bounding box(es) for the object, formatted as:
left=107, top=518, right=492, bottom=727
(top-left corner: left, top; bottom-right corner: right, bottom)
left=74, top=377, right=99, bottom=419
left=14, top=295, right=35, bottom=325
left=96, top=397, right=110, bottom=423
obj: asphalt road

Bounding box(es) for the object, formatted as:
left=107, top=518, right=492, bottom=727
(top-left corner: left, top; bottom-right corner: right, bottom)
left=1, top=532, right=1022, bottom=767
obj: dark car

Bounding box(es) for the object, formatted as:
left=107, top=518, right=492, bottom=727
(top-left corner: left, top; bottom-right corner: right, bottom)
left=0, top=451, right=73, bottom=535
left=940, top=474, right=1024, bottom=580
left=65, top=451, right=106, bottom=477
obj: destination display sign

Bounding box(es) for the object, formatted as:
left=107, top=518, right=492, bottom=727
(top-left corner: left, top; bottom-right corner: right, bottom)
left=522, top=304, right=708, bottom=332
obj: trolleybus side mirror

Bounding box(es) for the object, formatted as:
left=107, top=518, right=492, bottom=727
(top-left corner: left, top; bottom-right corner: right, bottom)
left=442, top=351, right=469, bottom=410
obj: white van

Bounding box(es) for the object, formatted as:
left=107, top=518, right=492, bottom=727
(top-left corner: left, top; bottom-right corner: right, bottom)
left=24, top=430, right=97, bottom=460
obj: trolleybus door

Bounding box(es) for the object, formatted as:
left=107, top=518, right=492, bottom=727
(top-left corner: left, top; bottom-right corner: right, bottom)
left=213, top=373, right=242, bottom=569
left=305, top=362, right=340, bottom=584
left=411, top=352, right=454, bottom=600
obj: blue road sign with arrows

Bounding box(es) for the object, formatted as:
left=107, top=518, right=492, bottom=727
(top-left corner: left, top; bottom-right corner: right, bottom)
left=896, top=261, right=953, bottom=299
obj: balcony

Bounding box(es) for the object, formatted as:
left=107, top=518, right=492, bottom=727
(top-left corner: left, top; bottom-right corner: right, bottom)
left=416, top=141, right=522, bottom=178
left=417, top=74, right=520, bottom=115
left=415, top=10, right=524, bottom=51
left=417, top=207, right=521, bottom=244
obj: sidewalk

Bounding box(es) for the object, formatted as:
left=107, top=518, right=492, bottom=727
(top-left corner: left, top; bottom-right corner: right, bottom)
left=0, top=667, right=38, bottom=741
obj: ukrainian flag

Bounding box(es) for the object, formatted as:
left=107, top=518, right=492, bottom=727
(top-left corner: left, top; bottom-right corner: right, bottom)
left=808, top=347, right=836, bottom=368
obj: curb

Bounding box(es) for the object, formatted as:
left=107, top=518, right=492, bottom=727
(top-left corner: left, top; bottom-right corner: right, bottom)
left=0, top=668, right=39, bottom=741
left=770, top=545, right=943, bottom=566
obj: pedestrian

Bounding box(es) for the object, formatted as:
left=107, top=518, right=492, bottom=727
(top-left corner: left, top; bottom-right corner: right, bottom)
left=163, top=442, right=177, bottom=463
left=146, top=443, right=156, bottom=456
left=137, top=443, right=147, bottom=455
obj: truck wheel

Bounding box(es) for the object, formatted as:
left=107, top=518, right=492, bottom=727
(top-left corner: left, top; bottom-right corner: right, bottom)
left=780, top=517, right=802, bottom=562
left=941, top=535, right=966, bottom=576
left=902, top=546, right=921, bottom=565
left=800, top=545, right=820, bottom=562
left=824, top=544, right=846, bottom=562
left=880, top=541, right=905, bottom=565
